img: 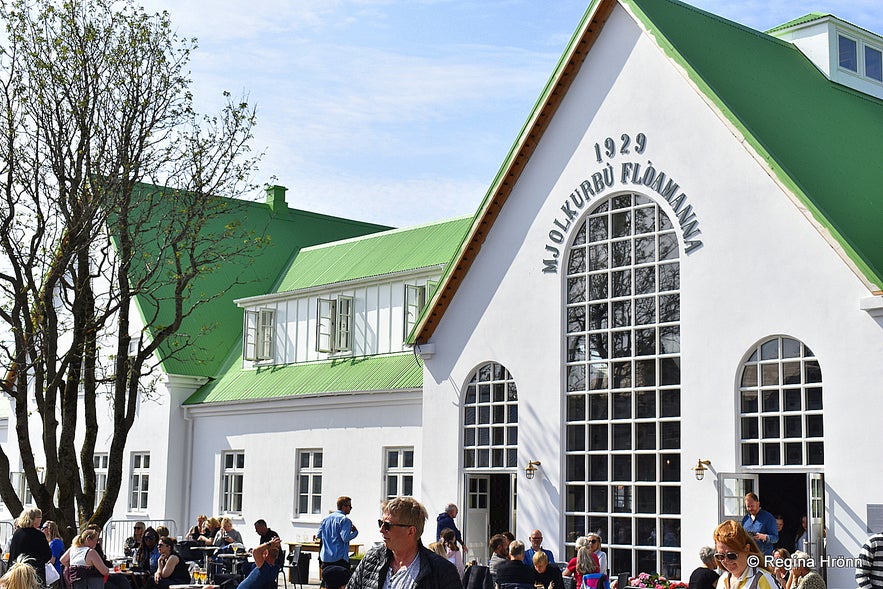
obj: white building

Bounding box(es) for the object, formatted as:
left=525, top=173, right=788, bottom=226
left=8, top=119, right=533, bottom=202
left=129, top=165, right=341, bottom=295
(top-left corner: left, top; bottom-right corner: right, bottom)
left=4, top=1, right=883, bottom=586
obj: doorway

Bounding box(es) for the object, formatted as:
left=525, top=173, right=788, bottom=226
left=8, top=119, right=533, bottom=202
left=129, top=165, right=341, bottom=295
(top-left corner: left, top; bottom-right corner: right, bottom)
left=758, top=473, right=806, bottom=551
left=464, top=473, right=515, bottom=563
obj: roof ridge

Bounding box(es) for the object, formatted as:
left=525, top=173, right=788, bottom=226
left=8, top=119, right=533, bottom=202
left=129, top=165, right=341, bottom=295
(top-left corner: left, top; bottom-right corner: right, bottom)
left=296, top=214, right=474, bottom=253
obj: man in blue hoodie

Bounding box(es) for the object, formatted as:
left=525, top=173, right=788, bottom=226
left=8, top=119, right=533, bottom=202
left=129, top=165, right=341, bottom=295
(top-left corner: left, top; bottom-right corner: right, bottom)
left=436, top=503, right=468, bottom=554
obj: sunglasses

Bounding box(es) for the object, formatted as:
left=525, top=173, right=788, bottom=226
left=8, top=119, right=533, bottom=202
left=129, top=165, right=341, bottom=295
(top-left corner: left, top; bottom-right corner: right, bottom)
left=589, top=539, right=599, bottom=544
left=377, top=520, right=412, bottom=532
left=714, top=552, right=740, bottom=561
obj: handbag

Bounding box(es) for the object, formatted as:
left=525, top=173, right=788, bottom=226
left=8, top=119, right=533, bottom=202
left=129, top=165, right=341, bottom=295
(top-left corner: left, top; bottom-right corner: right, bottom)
left=45, top=563, right=61, bottom=585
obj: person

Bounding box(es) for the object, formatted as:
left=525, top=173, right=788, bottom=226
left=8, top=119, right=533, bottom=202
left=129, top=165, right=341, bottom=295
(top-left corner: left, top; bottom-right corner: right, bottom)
left=321, top=565, right=351, bottom=589
left=523, top=530, right=554, bottom=565
left=488, top=534, right=510, bottom=577
left=317, top=496, right=359, bottom=574
left=85, top=524, right=112, bottom=567
left=462, top=560, right=493, bottom=589
left=213, top=517, right=243, bottom=546
left=771, top=548, right=790, bottom=588
left=124, top=521, right=146, bottom=555
left=436, top=504, right=467, bottom=553
left=586, top=533, right=607, bottom=577
left=573, top=546, right=606, bottom=589
left=741, top=493, right=778, bottom=556
left=188, top=515, right=208, bottom=541
left=688, top=546, right=719, bottom=589
left=773, top=516, right=792, bottom=552
left=198, top=518, right=222, bottom=546
left=794, top=516, right=808, bottom=553
left=61, top=530, right=110, bottom=589
left=348, top=496, right=461, bottom=589
left=495, top=540, right=534, bottom=586
left=0, top=559, right=41, bottom=589
left=440, top=529, right=463, bottom=577
left=856, top=531, right=883, bottom=589
left=787, top=551, right=825, bottom=589
left=135, top=527, right=160, bottom=572
left=563, top=537, right=591, bottom=589
left=533, top=551, right=563, bottom=589
left=712, top=520, right=778, bottom=589
left=154, top=537, right=192, bottom=589
left=42, top=520, right=65, bottom=581
left=237, top=537, right=282, bottom=589
left=7, top=508, right=52, bottom=585
left=253, top=520, right=279, bottom=545
left=427, top=541, right=447, bottom=558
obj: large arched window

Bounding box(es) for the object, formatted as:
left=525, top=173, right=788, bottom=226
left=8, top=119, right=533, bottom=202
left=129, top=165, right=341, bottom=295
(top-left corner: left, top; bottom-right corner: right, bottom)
left=738, top=336, right=823, bottom=466
left=564, top=193, right=681, bottom=578
left=463, top=362, right=518, bottom=469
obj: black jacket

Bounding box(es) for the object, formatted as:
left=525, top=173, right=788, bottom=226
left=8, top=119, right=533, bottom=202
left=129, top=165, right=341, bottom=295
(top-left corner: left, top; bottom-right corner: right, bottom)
left=348, top=542, right=461, bottom=589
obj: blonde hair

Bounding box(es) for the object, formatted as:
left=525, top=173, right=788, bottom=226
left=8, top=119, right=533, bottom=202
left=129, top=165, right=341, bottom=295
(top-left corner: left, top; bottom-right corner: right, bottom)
left=532, top=551, right=549, bottom=567
left=383, top=497, right=428, bottom=536
left=428, top=541, right=447, bottom=557
left=15, top=509, right=42, bottom=529
left=1, top=558, right=40, bottom=589
left=576, top=546, right=598, bottom=575
left=74, top=530, right=100, bottom=547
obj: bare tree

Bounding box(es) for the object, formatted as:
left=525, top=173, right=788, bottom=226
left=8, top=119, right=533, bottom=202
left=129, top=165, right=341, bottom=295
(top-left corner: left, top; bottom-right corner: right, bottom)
left=0, top=0, right=263, bottom=538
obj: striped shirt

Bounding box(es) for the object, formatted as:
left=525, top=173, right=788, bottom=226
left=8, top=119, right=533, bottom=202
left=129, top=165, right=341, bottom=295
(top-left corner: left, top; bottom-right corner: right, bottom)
left=716, top=567, right=778, bottom=589
left=857, top=533, right=883, bottom=589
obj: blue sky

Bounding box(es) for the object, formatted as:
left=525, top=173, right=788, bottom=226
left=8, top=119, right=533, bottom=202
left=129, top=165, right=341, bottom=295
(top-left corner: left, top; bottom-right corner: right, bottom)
left=140, top=0, right=883, bottom=227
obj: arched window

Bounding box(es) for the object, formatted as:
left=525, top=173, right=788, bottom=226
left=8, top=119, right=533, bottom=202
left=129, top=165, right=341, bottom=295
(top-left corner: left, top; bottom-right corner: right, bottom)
left=564, top=193, right=681, bottom=578
left=738, top=336, right=823, bottom=466
left=463, top=362, right=518, bottom=469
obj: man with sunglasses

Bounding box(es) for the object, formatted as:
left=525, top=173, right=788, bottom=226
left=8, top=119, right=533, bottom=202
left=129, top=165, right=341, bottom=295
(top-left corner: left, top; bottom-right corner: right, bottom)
left=318, top=496, right=360, bottom=580
left=349, top=497, right=461, bottom=589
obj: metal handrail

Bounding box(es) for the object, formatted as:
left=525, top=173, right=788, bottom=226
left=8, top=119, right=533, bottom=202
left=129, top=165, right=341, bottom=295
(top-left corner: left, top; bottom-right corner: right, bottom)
left=102, top=519, right=177, bottom=558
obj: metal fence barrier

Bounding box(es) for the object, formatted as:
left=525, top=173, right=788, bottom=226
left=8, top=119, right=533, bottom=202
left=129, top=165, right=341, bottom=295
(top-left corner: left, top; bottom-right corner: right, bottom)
left=102, top=519, right=177, bottom=559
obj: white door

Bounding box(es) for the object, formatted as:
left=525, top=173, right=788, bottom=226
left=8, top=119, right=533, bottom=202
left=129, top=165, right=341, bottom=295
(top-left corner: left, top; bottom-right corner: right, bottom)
left=805, top=473, right=825, bottom=559
left=465, top=475, right=490, bottom=563
left=718, top=473, right=757, bottom=522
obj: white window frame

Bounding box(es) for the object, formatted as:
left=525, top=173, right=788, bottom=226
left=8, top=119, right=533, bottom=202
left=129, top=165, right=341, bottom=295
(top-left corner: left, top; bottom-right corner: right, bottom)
left=403, top=284, right=426, bottom=341
left=94, top=453, right=109, bottom=509
left=384, top=447, right=415, bottom=500
left=243, top=308, right=275, bottom=361
left=10, top=471, right=37, bottom=507
left=129, top=452, right=150, bottom=512
left=837, top=31, right=883, bottom=84
left=221, top=450, right=245, bottom=514
left=295, top=449, right=323, bottom=516
left=317, top=296, right=353, bottom=354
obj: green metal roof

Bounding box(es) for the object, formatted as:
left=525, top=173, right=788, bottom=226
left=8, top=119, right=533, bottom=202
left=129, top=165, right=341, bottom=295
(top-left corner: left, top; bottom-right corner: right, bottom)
left=625, top=0, right=883, bottom=290
left=183, top=352, right=423, bottom=405
left=766, top=13, right=828, bottom=34
left=130, top=183, right=392, bottom=378
left=275, top=216, right=473, bottom=292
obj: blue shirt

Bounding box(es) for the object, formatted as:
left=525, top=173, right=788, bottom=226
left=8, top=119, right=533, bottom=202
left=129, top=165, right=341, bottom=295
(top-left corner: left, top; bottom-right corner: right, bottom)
left=318, top=510, right=358, bottom=563
left=741, top=509, right=779, bottom=555
left=523, top=548, right=555, bottom=565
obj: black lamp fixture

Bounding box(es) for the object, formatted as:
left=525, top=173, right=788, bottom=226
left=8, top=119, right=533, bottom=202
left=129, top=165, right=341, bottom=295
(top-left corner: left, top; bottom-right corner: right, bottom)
left=525, top=460, right=542, bottom=480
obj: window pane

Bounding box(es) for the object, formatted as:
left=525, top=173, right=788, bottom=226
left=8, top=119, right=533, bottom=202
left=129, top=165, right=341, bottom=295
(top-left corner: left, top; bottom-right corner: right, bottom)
left=840, top=35, right=858, bottom=71
left=866, top=46, right=883, bottom=81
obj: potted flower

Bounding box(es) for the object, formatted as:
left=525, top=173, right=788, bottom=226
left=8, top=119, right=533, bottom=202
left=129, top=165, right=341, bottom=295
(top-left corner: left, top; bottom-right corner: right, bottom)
left=626, top=572, right=688, bottom=589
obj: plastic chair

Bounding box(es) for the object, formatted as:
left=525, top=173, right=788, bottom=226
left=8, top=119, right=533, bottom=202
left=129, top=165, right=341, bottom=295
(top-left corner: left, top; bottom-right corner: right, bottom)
left=276, top=547, right=289, bottom=589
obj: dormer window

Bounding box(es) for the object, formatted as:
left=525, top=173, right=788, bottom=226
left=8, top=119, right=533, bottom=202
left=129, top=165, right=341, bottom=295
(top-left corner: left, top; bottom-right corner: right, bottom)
left=317, top=296, right=353, bottom=353
left=403, top=284, right=426, bottom=341
left=243, top=308, right=275, bottom=361
left=837, top=32, right=883, bottom=84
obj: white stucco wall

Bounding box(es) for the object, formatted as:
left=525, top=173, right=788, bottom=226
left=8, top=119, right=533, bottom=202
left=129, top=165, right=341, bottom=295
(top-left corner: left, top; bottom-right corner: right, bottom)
left=422, top=4, right=883, bottom=585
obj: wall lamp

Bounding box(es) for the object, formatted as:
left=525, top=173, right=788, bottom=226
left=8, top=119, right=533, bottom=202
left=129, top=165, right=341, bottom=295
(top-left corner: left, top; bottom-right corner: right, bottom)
left=692, top=459, right=712, bottom=481
left=524, top=461, right=542, bottom=480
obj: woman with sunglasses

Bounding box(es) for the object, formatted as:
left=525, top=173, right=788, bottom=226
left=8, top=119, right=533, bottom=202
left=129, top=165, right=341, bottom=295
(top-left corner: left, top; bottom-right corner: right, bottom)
left=713, top=520, right=778, bottom=589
